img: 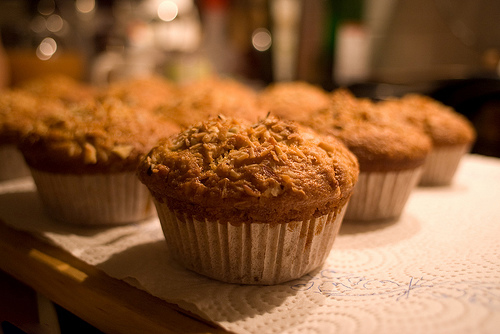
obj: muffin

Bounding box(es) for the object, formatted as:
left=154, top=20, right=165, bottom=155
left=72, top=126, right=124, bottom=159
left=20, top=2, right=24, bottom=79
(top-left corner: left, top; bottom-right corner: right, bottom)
left=137, top=115, right=359, bottom=284
left=380, top=94, right=476, bottom=186
left=18, top=97, right=177, bottom=225
left=257, top=81, right=331, bottom=123
left=156, top=76, right=266, bottom=128
left=97, top=75, right=179, bottom=112
left=0, top=89, right=66, bottom=181
left=304, top=89, right=431, bottom=221
left=1, top=74, right=95, bottom=181
left=18, top=73, right=95, bottom=106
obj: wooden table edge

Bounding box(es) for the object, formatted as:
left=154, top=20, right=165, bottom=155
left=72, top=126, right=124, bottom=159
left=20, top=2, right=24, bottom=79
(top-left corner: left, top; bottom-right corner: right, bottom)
left=0, top=219, right=231, bottom=334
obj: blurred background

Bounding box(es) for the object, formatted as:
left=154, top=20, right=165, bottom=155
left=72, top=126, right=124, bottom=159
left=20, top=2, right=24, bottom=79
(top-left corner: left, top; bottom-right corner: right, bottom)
left=0, top=0, right=499, bottom=156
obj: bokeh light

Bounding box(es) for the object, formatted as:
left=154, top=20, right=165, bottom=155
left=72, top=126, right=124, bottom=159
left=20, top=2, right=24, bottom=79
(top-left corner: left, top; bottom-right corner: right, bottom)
left=252, top=28, right=272, bottom=52
left=75, top=0, right=96, bottom=14
left=158, top=1, right=179, bottom=22
left=36, top=37, right=57, bottom=60
left=46, top=14, right=64, bottom=33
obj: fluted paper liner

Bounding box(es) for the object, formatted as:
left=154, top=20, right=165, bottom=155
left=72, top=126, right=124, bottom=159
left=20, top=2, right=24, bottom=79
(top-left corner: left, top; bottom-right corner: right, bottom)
left=0, top=144, right=31, bottom=181
left=419, top=144, right=470, bottom=186
left=155, top=200, right=347, bottom=285
left=345, top=167, right=423, bottom=221
left=30, top=169, right=155, bottom=225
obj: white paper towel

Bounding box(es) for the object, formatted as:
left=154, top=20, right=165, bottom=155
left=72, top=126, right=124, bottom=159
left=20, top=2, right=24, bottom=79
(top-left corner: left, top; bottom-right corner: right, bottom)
left=1, top=154, right=499, bottom=334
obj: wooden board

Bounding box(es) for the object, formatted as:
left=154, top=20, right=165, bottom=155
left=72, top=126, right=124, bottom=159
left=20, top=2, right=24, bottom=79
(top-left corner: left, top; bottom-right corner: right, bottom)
left=0, top=220, right=229, bottom=334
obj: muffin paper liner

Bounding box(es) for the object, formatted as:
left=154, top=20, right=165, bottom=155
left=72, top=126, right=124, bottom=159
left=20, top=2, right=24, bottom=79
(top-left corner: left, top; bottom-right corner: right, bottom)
left=344, top=167, right=423, bottom=221
left=30, top=169, right=155, bottom=225
left=154, top=201, right=348, bottom=285
left=419, top=144, right=470, bottom=186
left=0, top=144, right=31, bottom=181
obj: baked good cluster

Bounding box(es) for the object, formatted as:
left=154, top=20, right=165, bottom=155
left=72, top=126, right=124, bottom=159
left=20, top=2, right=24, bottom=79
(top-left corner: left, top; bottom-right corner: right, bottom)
left=0, top=74, right=476, bottom=284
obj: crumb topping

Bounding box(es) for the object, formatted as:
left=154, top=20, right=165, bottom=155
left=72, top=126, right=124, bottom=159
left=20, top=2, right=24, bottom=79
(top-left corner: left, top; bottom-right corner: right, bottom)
left=257, top=81, right=331, bottom=122
left=19, top=97, right=178, bottom=173
left=18, top=74, right=95, bottom=106
left=380, top=94, right=476, bottom=147
left=138, top=115, right=359, bottom=224
left=155, top=77, right=267, bottom=128
left=304, top=89, right=432, bottom=172
left=0, top=89, right=66, bottom=144
left=98, top=75, right=179, bottom=111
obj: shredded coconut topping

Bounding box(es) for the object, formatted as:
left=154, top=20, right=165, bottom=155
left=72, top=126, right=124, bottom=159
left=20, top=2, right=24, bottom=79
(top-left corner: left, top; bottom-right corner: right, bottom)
left=138, top=115, right=359, bottom=224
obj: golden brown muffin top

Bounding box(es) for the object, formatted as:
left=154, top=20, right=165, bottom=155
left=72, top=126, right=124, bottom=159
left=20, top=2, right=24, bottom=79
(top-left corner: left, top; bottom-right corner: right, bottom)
left=0, top=89, right=66, bottom=145
left=98, top=75, right=179, bottom=111
left=380, top=94, right=476, bottom=147
left=19, top=97, right=179, bottom=174
left=156, top=76, right=267, bottom=128
left=0, top=89, right=39, bottom=144
left=304, top=89, right=432, bottom=172
left=257, top=81, right=331, bottom=123
left=18, top=74, right=95, bottom=106
left=137, top=115, right=359, bottom=224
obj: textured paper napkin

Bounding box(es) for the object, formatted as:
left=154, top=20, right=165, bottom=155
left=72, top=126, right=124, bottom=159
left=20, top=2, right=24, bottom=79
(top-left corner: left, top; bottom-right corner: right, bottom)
left=1, top=154, right=499, bottom=334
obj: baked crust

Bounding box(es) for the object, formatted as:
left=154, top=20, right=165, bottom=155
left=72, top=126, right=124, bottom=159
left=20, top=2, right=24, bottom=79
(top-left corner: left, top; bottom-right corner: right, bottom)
left=19, top=98, right=178, bottom=174
left=304, top=89, right=432, bottom=172
left=380, top=94, right=476, bottom=147
left=0, top=89, right=66, bottom=145
left=97, top=75, right=179, bottom=111
left=137, top=115, right=359, bottom=224
left=18, top=74, right=95, bottom=106
left=257, top=81, right=331, bottom=123
left=156, top=77, right=267, bottom=128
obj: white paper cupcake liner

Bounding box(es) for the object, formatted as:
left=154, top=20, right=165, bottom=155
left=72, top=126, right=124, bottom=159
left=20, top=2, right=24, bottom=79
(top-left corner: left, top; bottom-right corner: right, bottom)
left=419, top=144, right=470, bottom=186
left=154, top=201, right=348, bottom=285
left=30, top=169, right=156, bottom=226
left=0, top=144, right=31, bottom=181
left=344, top=167, right=423, bottom=221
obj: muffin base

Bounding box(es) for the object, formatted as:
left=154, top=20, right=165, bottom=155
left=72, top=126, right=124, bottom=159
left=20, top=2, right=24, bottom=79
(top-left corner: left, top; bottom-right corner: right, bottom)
left=419, top=144, right=470, bottom=186
left=30, top=169, right=155, bottom=226
left=154, top=201, right=348, bottom=285
left=344, top=167, right=423, bottom=222
left=0, top=144, right=31, bottom=181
